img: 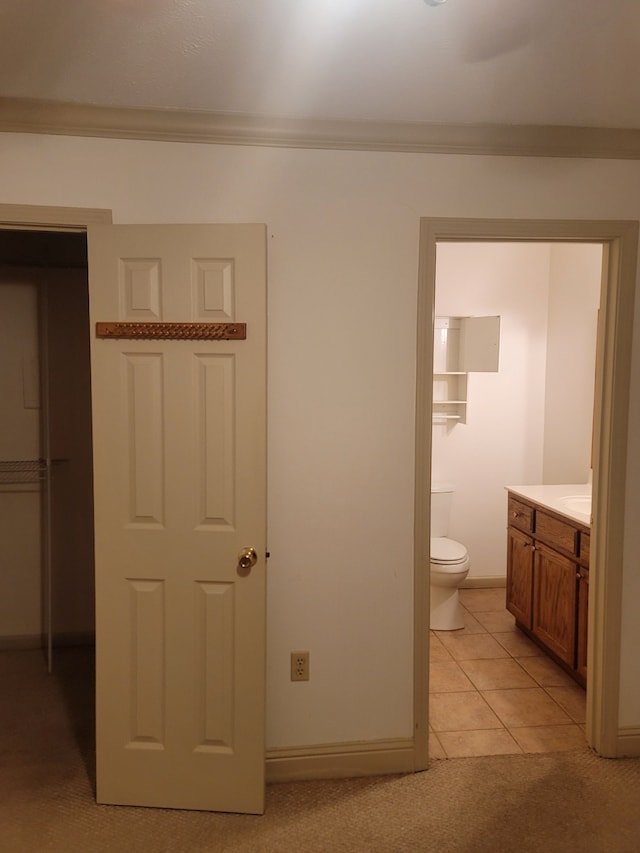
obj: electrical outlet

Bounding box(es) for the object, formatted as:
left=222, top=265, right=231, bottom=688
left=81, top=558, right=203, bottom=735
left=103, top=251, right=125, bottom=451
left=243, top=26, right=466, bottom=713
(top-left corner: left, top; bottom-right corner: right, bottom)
left=291, top=651, right=310, bottom=682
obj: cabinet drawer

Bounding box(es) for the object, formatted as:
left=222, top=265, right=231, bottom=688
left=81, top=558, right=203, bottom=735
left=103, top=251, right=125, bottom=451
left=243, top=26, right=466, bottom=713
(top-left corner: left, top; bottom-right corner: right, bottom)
left=580, top=531, right=590, bottom=565
left=536, top=510, right=578, bottom=556
left=508, top=495, right=534, bottom=533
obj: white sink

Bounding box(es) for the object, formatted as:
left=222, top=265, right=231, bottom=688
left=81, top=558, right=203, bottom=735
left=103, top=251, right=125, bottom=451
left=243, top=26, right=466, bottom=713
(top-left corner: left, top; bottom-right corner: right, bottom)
left=561, top=495, right=592, bottom=515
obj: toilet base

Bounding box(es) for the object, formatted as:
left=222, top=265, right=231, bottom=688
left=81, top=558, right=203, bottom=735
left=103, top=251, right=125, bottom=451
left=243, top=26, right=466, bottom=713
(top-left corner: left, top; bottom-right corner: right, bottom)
left=430, top=584, right=465, bottom=631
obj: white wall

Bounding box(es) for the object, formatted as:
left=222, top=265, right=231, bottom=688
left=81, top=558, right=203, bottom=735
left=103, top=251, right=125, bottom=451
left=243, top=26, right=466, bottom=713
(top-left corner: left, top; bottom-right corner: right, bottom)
left=543, top=243, right=601, bottom=483
left=1, top=134, right=639, bottom=743
left=433, top=243, right=551, bottom=579
left=432, top=242, right=601, bottom=581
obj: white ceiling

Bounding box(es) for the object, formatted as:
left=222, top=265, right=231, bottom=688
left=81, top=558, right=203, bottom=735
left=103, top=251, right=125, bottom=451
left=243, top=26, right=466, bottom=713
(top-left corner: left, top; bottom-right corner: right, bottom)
left=1, top=0, right=639, bottom=130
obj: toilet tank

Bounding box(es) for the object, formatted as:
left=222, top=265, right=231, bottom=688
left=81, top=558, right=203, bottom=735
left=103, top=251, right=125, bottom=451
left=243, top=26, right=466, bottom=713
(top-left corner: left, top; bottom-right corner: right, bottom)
left=431, top=483, right=455, bottom=537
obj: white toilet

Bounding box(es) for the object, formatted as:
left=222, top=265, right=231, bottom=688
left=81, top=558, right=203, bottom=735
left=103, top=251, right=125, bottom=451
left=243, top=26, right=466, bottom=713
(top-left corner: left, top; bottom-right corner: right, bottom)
left=430, top=483, right=470, bottom=630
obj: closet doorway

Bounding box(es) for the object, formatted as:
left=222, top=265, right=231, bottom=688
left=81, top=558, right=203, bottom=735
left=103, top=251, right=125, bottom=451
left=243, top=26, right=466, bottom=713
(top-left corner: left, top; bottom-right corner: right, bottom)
left=0, top=230, right=94, bottom=669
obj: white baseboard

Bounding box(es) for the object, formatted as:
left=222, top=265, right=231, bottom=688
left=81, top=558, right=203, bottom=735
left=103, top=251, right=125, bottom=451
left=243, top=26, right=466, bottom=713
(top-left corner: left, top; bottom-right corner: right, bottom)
left=616, top=728, right=640, bottom=757
left=0, top=631, right=95, bottom=650
left=266, top=738, right=415, bottom=783
left=461, top=575, right=506, bottom=589
left=0, top=634, right=43, bottom=650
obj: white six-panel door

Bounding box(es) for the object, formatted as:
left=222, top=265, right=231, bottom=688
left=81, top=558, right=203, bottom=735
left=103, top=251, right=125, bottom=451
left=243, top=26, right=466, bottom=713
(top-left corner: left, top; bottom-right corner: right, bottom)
left=87, top=224, right=267, bottom=813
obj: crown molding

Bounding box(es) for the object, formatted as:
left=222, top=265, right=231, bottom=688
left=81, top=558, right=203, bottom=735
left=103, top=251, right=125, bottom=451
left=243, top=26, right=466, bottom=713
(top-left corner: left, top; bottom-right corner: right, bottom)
left=2, top=96, right=640, bottom=160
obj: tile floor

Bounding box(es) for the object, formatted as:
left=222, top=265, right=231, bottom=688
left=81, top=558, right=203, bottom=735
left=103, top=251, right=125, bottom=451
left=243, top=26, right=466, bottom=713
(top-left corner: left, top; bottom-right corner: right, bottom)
left=429, top=587, right=587, bottom=759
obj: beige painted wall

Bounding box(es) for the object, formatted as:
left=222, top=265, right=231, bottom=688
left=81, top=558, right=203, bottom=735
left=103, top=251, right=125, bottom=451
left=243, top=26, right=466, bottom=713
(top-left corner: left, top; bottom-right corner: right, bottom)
left=0, top=133, right=639, bottom=741
left=0, top=273, right=42, bottom=640
left=0, top=263, right=95, bottom=646
left=45, top=267, right=95, bottom=641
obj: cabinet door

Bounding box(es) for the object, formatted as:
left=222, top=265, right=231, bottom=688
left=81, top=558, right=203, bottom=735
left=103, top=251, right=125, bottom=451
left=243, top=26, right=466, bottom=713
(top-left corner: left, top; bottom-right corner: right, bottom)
left=532, top=543, right=577, bottom=667
left=506, top=526, right=534, bottom=628
left=576, top=569, right=589, bottom=684
left=459, top=316, right=501, bottom=372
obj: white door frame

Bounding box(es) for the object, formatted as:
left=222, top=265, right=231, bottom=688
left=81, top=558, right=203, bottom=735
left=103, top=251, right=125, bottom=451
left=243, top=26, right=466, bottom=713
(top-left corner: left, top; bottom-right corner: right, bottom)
left=0, top=204, right=112, bottom=232
left=414, top=218, right=639, bottom=766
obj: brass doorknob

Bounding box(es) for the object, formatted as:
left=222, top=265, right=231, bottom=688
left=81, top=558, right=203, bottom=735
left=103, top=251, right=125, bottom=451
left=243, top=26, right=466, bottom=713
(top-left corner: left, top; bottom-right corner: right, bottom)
left=238, top=547, right=258, bottom=570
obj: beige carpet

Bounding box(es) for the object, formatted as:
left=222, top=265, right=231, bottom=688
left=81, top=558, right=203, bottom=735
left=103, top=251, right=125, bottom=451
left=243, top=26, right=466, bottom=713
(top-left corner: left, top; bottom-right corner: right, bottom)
left=2, top=648, right=640, bottom=853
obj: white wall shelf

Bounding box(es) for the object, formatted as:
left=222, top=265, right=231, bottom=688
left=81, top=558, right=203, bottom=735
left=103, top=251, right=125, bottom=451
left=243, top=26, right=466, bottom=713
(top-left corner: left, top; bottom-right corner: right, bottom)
left=432, top=315, right=500, bottom=426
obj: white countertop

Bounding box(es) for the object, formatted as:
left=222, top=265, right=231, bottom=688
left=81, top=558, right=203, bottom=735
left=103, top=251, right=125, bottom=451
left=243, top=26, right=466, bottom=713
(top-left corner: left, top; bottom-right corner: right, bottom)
left=506, top=483, right=592, bottom=527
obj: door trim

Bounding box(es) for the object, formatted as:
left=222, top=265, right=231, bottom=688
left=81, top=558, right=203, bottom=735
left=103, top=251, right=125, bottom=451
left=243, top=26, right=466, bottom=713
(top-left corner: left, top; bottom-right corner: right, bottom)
left=414, top=218, right=639, bottom=766
left=0, top=203, right=112, bottom=231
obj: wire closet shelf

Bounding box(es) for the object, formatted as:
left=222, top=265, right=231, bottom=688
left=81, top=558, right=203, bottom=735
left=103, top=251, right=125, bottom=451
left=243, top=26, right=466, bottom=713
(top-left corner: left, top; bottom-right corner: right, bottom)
left=0, top=459, right=50, bottom=484
left=0, top=457, right=62, bottom=672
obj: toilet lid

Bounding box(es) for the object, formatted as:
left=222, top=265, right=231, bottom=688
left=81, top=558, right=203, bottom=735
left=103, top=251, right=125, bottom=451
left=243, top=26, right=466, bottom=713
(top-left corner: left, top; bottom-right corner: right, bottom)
left=431, top=536, right=467, bottom=564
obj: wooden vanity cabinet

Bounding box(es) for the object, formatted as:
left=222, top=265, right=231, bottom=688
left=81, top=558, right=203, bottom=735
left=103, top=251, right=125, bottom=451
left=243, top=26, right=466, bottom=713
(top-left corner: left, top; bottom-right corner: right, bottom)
left=532, top=542, right=576, bottom=668
left=506, top=526, right=534, bottom=629
left=506, top=495, right=535, bottom=629
left=506, top=492, right=589, bottom=686
left=576, top=531, right=590, bottom=682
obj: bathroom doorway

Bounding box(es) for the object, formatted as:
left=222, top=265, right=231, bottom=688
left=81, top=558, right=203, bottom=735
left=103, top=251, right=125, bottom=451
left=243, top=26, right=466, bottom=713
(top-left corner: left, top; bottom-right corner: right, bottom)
left=428, top=241, right=599, bottom=758
left=414, top=218, right=638, bottom=767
